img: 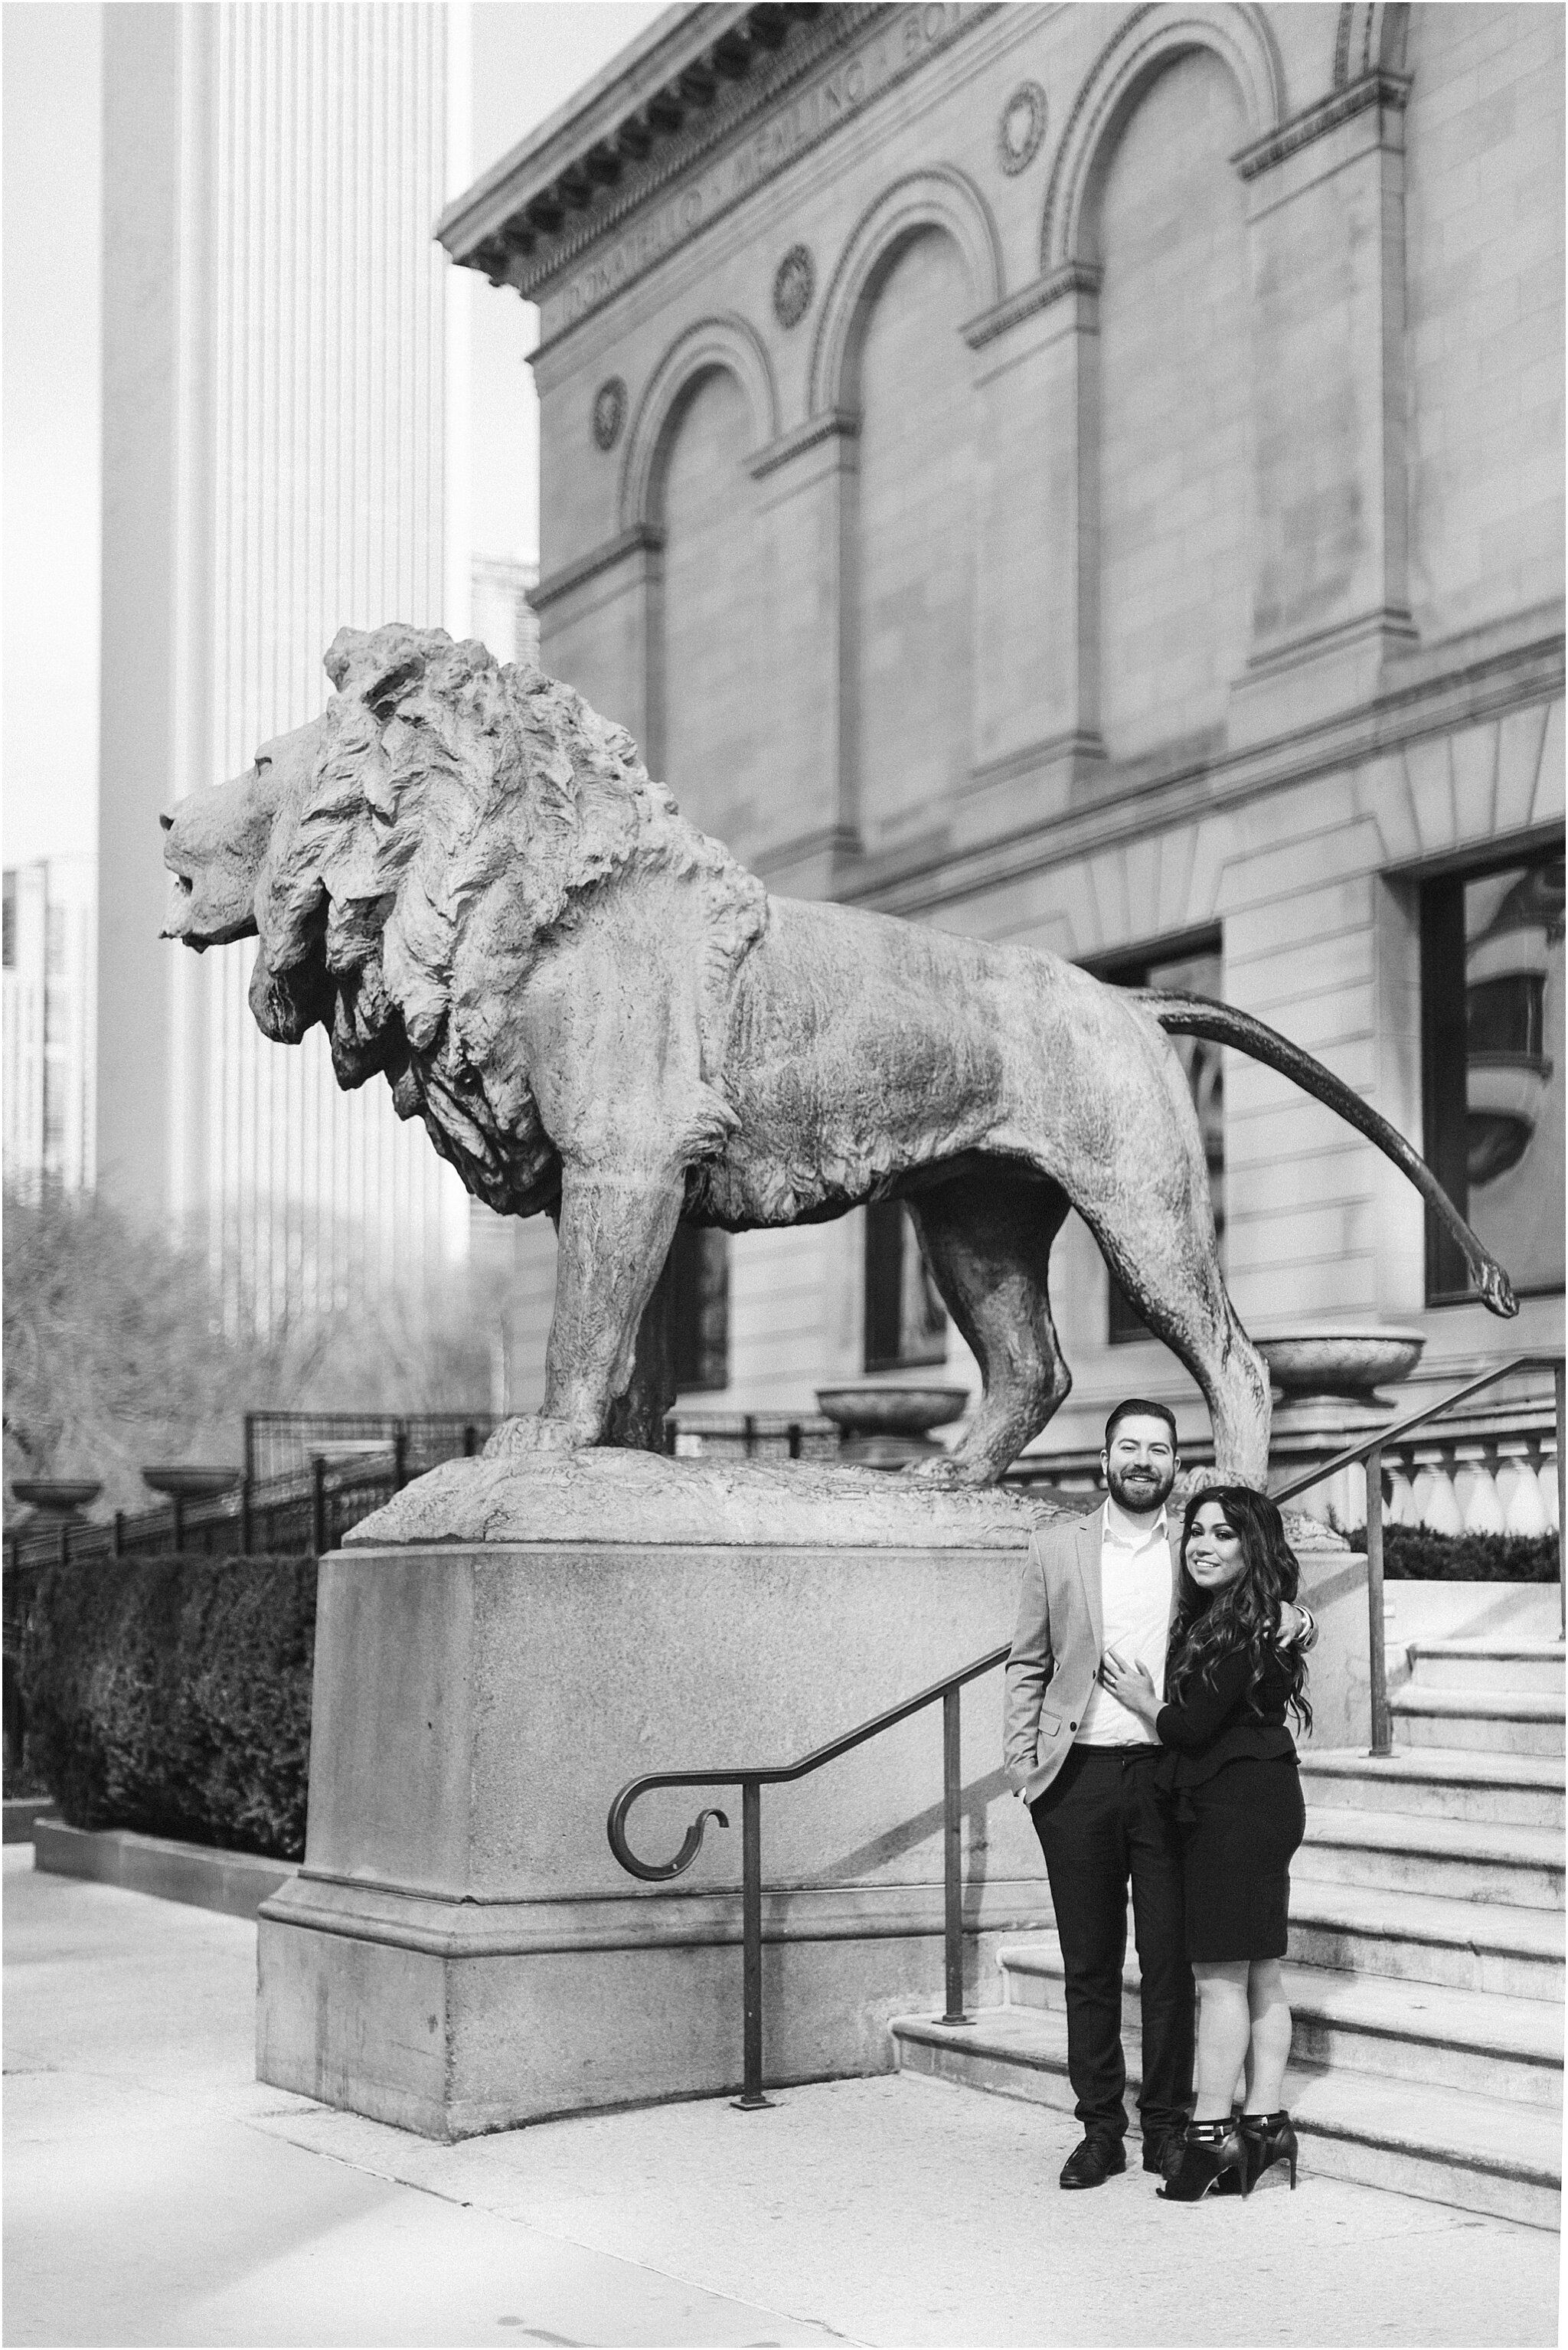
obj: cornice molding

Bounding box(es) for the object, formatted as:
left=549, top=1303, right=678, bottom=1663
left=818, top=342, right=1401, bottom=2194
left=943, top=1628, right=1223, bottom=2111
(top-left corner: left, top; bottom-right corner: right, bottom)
left=962, top=262, right=1102, bottom=351
left=748, top=408, right=862, bottom=479
left=532, top=524, right=665, bottom=614
left=843, top=630, right=1566, bottom=921
left=443, top=5, right=939, bottom=297
left=446, top=5, right=1000, bottom=352
left=1233, top=67, right=1410, bottom=181
left=439, top=5, right=830, bottom=283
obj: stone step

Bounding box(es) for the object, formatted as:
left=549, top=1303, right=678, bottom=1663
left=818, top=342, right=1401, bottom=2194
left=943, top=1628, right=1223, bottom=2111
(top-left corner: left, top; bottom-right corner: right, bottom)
left=1298, top=1805, right=1563, bottom=1908
left=1298, top=1744, right=1564, bottom=1829
left=1389, top=1687, right=1564, bottom=1757
left=1408, top=1642, right=1566, bottom=1696
left=890, top=2005, right=1562, bottom=2229
left=1287, top=1878, right=1565, bottom=2002
left=1008, top=1873, right=1564, bottom=2000
left=996, top=1942, right=1562, bottom=2110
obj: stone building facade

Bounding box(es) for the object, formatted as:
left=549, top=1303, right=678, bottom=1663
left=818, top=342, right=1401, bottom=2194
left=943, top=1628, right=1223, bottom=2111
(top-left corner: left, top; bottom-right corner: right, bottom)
left=441, top=1, right=1564, bottom=1460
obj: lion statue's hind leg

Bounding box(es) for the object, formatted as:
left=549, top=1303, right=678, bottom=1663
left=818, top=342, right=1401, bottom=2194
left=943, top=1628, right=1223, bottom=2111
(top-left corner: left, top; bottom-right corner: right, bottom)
left=904, top=1167, right=1074, bottom=1486
left=1074, top=1152, right=1271, bottom=1490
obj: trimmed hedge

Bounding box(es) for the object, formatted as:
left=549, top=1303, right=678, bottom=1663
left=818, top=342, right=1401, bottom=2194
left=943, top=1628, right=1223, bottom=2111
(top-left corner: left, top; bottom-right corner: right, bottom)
left=19, top=1554, right=315, bottom=1859
left=1347, top=1524, right=1561, bottom=1584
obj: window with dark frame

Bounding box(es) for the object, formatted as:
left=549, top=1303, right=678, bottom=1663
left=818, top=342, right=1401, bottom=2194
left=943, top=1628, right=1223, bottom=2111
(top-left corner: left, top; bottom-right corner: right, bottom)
left=863, top=1199, right=948, bottom=1374
left=670, top=1223, right=729, bottom=1393
left=1097, top=932, right=1226, bottom=1345
left=1420, top=848, right=1564, bottom=1304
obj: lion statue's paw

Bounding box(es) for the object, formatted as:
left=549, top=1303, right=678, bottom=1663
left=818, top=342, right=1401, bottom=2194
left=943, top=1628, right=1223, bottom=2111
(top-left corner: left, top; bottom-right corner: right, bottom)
left=903, top=1453, right=995, bottom=1489
left=481, top=1414, right=588, bottom=1462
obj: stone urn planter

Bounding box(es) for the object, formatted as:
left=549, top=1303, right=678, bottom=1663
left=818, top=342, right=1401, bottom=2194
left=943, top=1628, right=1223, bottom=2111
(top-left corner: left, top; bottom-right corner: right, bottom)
left=814, top=1381, right=969, bottom=1469
left=140, top=1465, right=243, bottom=1501
left=9, top=1479, right=101, bottom=1519
left=1254, top=1329, right=1426, bottom=1405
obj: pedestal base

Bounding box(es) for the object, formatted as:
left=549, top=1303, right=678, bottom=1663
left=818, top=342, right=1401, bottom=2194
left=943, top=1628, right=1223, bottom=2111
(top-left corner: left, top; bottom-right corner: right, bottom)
left=256, top=1456, right=1070, bottom=2139
left=257, top=1876, right=1049, bottom=2139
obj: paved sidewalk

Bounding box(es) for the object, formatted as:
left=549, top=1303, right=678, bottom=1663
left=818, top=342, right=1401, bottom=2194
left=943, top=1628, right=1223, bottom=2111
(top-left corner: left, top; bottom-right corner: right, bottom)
left=5, top=1850, right=1559, bottom=2348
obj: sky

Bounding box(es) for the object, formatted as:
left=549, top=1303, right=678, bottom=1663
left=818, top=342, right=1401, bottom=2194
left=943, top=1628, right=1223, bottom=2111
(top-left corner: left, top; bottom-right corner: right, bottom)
left=2, top=0, right=661, bottom=868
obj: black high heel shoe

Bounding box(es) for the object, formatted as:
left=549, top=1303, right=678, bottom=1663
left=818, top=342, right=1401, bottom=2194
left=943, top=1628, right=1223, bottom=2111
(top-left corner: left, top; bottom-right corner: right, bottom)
left=1240, top=2110, right=1298, bottom=2190
left=1156, top=2118, right=1250, bottom=2201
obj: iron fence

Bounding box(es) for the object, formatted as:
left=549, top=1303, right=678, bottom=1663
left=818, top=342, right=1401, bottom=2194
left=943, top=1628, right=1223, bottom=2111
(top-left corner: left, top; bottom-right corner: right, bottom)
left=2, top=1424, right=487, bottom=1660
left=243, top=1410, right=495, bottom=1486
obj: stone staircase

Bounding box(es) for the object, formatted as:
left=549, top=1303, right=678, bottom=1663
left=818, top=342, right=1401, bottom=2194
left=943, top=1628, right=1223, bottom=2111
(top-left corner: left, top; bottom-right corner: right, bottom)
left=893, top=1636, right=1564, bottom=2228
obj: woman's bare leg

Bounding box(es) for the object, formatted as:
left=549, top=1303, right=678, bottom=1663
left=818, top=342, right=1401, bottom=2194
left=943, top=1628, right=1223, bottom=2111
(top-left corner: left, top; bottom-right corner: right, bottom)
left=1242, top=1958, right=1292, bottom=2112
left=1191, top=1960, right=1251, bottom=2120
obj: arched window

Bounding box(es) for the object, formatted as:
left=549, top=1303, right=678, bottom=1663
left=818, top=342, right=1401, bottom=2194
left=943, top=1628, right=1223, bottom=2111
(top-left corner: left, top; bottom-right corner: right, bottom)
left=848, top=230, right=975, bottom=854
left=657, top=367, right=765, bottom=845
left=1095, top=52, right=1250, bottom=758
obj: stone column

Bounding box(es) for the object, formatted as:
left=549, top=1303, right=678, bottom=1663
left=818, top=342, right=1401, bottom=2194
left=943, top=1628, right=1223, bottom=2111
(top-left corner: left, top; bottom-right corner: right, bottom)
left=746, top=414, right=862, bottom=900
left=533, top=525, right=665, bottom=763
left=957, top=267, right=1106, bottom=856
left=1230, top=74, right=1415, bottom=744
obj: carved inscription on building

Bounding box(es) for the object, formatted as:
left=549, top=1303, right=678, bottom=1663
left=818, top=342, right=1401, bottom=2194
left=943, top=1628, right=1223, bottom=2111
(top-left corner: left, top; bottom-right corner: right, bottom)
left=544, top=5, right=977, bottom=341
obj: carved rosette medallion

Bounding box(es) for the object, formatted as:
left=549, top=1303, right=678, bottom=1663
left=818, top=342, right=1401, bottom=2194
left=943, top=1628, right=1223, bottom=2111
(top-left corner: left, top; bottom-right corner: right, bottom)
left=591, top=377, right=627, bottom=452
left=997, top=80, right=1047, bottom=175
left=772, top=243, right=815, bottom=330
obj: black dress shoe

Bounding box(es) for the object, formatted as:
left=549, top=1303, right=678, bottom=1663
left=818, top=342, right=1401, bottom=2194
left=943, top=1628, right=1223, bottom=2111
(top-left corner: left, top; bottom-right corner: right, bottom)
left=1142, top=2129, right=1187, bottom=2183
left=1060, top=2135, right=1128, bottom=2189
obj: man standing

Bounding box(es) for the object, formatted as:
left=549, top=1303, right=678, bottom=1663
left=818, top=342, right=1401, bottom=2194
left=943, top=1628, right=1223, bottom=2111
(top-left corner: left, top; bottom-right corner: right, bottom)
left=1004, top=1400, right=1193, bottom=2188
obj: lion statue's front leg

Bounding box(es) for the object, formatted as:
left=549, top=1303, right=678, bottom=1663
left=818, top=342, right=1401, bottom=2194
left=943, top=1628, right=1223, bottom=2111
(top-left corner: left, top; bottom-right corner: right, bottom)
left=483, top=1159, right=685, bottom=1463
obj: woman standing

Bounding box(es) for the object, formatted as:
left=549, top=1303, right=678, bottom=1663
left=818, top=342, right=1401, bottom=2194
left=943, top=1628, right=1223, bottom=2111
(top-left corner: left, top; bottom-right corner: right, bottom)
left=1099, top=1486, right=1313, bottom=2202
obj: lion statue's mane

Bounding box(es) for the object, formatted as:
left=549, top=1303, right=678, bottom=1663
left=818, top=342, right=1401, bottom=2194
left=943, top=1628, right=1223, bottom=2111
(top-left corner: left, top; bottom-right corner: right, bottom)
left=253, top=625, right=766, bottom=1219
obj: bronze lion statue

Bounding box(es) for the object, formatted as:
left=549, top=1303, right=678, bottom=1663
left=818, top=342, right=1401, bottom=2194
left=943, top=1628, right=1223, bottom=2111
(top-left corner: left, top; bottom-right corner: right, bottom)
left=162, top=625, right=1514, bottom=1486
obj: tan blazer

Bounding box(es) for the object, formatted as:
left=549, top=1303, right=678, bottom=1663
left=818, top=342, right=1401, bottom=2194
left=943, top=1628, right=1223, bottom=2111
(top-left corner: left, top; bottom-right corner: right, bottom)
left=1003, top=1510, right=1181, bottom=1807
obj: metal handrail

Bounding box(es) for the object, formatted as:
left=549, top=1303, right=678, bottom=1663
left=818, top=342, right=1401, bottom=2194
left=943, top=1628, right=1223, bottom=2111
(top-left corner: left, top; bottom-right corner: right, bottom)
left=608, top=1644, right=1009, bottom=2107
left=608, top=1348, right=1565, bottom=2103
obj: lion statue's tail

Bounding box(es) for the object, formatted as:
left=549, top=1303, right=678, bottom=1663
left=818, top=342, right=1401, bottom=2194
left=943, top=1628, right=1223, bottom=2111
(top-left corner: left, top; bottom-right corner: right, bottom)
left=1132, top=987, right=1518, bottom=1319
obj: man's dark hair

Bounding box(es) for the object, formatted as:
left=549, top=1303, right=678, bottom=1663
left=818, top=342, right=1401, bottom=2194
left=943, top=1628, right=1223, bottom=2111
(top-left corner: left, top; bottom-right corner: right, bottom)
left=1103, top=1398, right=1179, bottom=1453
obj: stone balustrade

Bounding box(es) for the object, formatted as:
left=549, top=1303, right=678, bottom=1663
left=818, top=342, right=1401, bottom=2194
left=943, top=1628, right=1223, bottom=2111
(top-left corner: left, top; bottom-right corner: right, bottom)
left=1272, top=1427, right=1558, bottom=1535
left=669, top=1397, right=1561, bottom=1542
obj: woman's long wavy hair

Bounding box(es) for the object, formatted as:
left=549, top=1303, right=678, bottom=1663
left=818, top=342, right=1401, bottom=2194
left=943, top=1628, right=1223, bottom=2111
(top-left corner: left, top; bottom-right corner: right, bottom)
left=1167, top=1486, right=1313, bottom=1731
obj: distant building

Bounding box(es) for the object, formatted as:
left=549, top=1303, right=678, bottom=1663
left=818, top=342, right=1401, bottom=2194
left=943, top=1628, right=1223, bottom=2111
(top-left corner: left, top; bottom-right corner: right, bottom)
left=96, top=1, right=469, bottom=1319
left=2, top=857, right=96, bottom=1197
left=443, top=2, right=1564, bottom=1448
left=471, top=555, right=541, bottom=669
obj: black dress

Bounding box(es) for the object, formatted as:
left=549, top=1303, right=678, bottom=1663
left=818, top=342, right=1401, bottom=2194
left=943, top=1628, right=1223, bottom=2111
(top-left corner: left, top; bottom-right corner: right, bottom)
left=1154, top=1646, right=1305, bottom=1964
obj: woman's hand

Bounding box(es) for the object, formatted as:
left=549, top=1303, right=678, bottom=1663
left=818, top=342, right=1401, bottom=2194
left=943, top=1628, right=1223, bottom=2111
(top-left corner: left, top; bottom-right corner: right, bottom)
left=1099, top=1648, right=1161, bottom=1728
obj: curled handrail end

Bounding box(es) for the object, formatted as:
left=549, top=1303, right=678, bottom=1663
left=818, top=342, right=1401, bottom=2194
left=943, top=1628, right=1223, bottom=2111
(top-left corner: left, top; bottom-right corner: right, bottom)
left=608, top=1790, right=730, bottom=1883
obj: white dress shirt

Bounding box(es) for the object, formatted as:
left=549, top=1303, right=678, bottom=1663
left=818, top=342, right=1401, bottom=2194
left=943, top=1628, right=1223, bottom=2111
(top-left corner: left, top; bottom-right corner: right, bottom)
left=1074, top=1496, right=1171, bottom=1748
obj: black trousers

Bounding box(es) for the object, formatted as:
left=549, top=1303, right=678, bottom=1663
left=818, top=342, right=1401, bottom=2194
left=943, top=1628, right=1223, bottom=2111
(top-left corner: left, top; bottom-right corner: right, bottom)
left=1029, top=1744, right=1194, bottom=2143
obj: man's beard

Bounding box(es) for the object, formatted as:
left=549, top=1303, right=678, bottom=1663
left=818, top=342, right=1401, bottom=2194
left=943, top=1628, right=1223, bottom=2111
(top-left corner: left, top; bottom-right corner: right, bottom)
left=1106, top=1460, right=1175, bottom=1514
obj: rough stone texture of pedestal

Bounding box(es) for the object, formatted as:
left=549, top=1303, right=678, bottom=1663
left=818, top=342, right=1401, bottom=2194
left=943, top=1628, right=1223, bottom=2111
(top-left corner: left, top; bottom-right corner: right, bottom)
left=256, top=1453, right=1358, bottom=2139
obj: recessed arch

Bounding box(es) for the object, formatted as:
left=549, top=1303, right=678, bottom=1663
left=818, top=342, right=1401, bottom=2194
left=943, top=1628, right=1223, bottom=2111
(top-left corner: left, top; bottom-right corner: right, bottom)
left=1040, top=4, right=1285, bottom=273
left=619, top=314, right=779, bottom=534
left=807, top=165, right=1003, bottom=417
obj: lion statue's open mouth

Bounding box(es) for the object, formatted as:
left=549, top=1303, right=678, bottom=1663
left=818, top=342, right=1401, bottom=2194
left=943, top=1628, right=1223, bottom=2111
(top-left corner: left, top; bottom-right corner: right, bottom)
left=162, top=625, right=1516, bottom=1485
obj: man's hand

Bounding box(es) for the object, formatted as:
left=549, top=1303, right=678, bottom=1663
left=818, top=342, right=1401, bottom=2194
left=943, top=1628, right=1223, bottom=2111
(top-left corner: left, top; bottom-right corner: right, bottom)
left=1098, top=1648, right=1161, bottom=1729
left=1277, top=1600, right=1317, bottom=1648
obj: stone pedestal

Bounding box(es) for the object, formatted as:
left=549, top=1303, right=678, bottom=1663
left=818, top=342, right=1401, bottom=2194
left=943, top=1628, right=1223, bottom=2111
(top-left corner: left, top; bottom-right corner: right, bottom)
left=256, top=1455, right=1070, bottom=2139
